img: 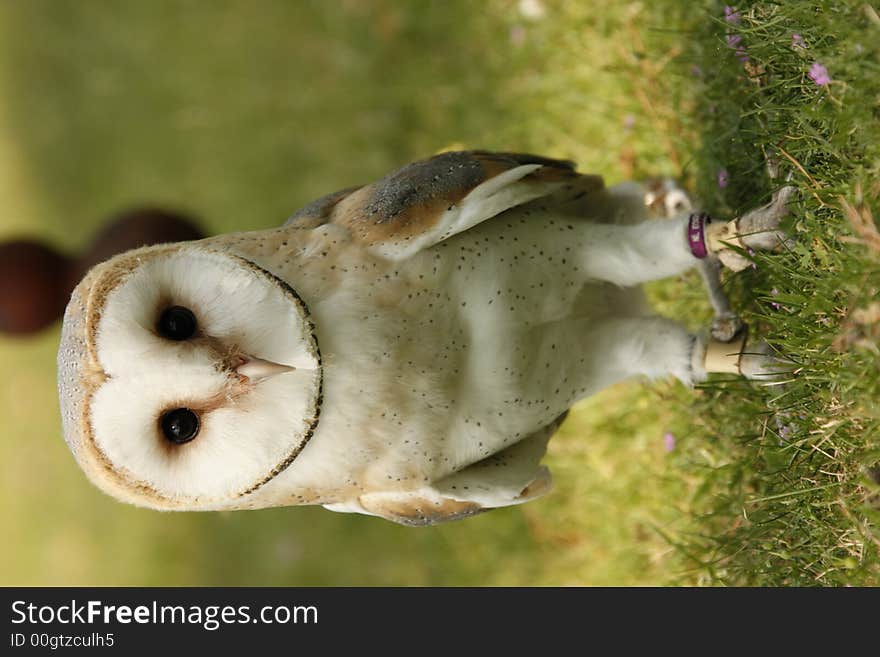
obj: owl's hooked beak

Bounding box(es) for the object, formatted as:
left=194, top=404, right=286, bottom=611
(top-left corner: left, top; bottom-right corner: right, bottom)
left=235, top=356, right=296, bottom=383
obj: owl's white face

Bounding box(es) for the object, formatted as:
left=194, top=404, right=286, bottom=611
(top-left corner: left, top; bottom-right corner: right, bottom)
left=57, top=245, right=322, bottom=510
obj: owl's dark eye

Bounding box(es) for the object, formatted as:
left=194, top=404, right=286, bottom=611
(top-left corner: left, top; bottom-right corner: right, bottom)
left=160, top=408, right=200, bottom=445
left=157, top=305, right=197, bottom=340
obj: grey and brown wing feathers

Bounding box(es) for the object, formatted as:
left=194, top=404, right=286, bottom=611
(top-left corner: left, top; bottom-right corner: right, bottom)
left=285, top=150, right=604, bottom=259
left=285, top=186, right=361, bottom=228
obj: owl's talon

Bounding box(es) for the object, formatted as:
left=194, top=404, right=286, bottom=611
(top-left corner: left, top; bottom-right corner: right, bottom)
left=700, top=185, right=796, bottom=272
left=739, top=340, right=794, bottom=383
left=710, top=314, right=743, bottom=342
left=733, top=185, right=797, bottom=253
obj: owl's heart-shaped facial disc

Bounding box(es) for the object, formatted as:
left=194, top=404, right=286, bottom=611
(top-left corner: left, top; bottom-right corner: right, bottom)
left=57, top=245, right=322, bottom=510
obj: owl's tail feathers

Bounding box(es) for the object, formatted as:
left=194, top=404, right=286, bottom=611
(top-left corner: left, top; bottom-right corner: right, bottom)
left=355, top=490, right=488, bottom=526
left=352, top=466, right=553, bottom=527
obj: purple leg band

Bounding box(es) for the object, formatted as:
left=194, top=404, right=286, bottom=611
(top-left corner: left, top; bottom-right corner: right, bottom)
left=688, top=213, right=708, bottom=259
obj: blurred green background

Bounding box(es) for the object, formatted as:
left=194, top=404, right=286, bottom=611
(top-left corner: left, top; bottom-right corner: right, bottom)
left=0, top=0, right=704, bottom=585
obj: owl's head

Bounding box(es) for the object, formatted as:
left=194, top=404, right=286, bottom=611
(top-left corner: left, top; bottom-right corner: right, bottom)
left=57, top=244, right=322, bottom=510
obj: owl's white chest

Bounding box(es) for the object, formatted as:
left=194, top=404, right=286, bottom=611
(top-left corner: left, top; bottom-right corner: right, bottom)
left=226, top=203, right=643, bottom=505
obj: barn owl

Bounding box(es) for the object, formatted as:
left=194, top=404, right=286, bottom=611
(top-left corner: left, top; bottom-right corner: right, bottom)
left=57, top=151, right=792, bottom=525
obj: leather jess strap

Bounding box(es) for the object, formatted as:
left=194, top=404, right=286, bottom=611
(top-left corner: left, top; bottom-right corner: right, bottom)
left=704, top=325, right=749, bottom=374
left=688, top=213, right=751, bottom=271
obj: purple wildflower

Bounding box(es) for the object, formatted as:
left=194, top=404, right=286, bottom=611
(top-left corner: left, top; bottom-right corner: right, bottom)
left=792, top=33, right=806, bottom=49
left=809, top=62, right=831, bottom=86
left=717, top=168, right=729, bottom=188
left=724, top=6, right=741, bottom=24
left=623, top=114, right=635, bottom=130
left=664, top=432, right=676, bottom=452
left=770, top=287, right=781, bottom=310
left=775, top=414, right=795, bottom=443
left=726, top=33, right=749, bottom=62
left=778, top=423, right=792, bottom=441
left=691, top=64, right=703, bottom=77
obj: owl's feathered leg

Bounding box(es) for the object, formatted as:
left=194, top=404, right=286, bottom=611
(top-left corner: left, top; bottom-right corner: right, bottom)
left=574, top=215, right=700, bottom=287
left=569, top=316, right=788, bottom=389
left=572, top=185, right=794, bottom=286
left=558, top=316, right=706, bottom=390
left=599, top=181, right=743, bottom=340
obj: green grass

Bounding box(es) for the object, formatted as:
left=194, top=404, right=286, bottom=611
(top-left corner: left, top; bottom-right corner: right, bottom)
left=657, top=0, right=880, bottom=585
left=0, top=0, right=876, bottom=586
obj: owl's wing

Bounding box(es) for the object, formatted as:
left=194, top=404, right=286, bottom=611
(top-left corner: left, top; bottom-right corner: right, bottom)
left=285, top=187, right=361, bottom=228
left=285, top=150, right=604, bottom=260
left=333, top=415, right=561, bottom=526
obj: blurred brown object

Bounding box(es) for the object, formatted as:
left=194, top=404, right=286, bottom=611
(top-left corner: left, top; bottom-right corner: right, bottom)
left=66, top=207, right=206, bottom=288
left=0, top=240, right=71, bottom=334
left=0, top=207, right=205, bottom=336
